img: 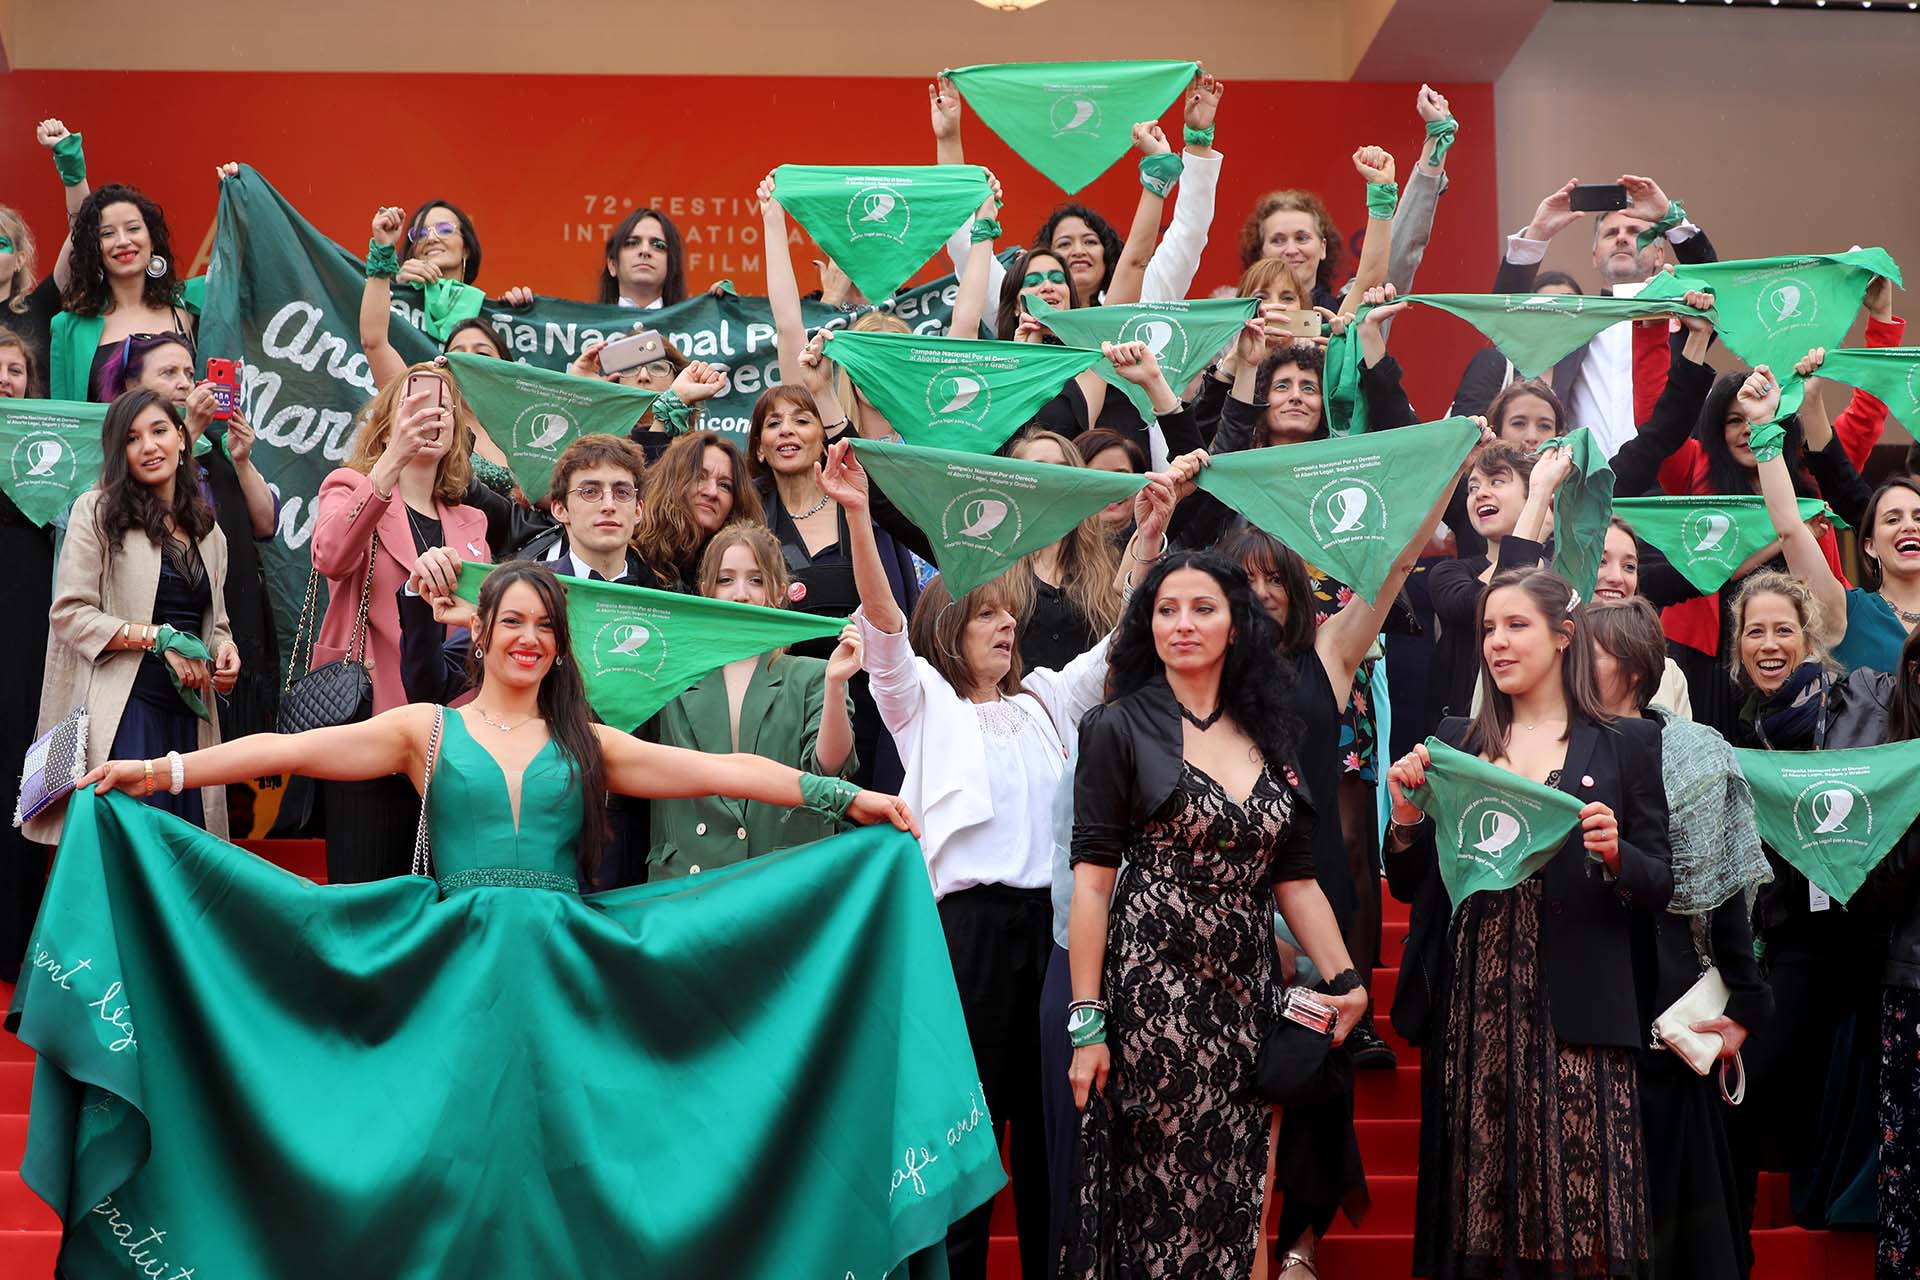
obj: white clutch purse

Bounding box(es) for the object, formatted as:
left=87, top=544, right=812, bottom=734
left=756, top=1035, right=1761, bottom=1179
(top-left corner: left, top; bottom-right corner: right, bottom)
left=1651, top=966, right=1745, bottom=1105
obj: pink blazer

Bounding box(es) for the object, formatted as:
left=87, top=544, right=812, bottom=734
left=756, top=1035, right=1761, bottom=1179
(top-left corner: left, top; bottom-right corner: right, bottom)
left=309, top=467, right=491, bottom=715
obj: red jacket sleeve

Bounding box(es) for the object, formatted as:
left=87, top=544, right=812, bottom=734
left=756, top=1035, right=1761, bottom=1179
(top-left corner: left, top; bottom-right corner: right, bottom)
left=1834, top=313, right=1908, bottom=472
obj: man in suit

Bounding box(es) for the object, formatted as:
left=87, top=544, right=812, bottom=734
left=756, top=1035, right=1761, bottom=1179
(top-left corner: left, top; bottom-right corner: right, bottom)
left=1451, top=174, right=1717, bottom=458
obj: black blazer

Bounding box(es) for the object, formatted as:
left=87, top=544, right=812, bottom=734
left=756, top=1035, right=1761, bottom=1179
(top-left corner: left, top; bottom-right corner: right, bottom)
left=1385, top=712, right=1674, bottom=1049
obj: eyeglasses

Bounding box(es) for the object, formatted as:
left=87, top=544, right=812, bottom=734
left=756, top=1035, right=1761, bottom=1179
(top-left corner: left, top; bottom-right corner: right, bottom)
left=622, top=236, right=670, bottom=253
left=571, top=481, right=638, bottom=504
left=1022, top=270, right=1068, bottom=288
left=407, top=220, right=461, bottom=244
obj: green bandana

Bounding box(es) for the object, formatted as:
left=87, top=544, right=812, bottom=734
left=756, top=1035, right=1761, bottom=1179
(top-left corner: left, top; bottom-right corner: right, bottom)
left=1536, top=428, right=1615, bottom=597
left=421, top=278, right=485, bottom=342
left=772, top=164, right=992, bottom=304
left=443, top=353, right=658, bottom=501
left=1322, top=322, right=1367, bottom=437
left=51, top=131, right=86, bottom=187
left=1816, top=346, right=1920, bottom=434
left=826, top=330, right=1102, bottom=454
left=153, top=624, right=212, bottom=721
left=1634, top=198, right=1689, bottom=253
left=1025, top=295, right=1257, bottom=422
left=1731, top=741, right=1920, bottom=905
left=1636, top=249, right=1904, bottom=418
left=454, top=562, right=845, bottom=733
left=849, top=438, right=1147, bottom=596
left=0, top=398, right=107, bottom=527
left=1365, top=182, right=1399, bottom=221
left=941, top=60, right=1198, bottom=194
left=1193, top=416, right=1481, bottom=604
left=1138, top=152, right=1183, bottom=197
left=1612, top=494, right=1838, bottom=594
left=1748, top=419, right=1785, bottom=464
left=1400, top=292, right=1710, bottom=380
left=1423, top=116, right=1458, bottom=167
left=1409, top=738, right=1586, bottom=913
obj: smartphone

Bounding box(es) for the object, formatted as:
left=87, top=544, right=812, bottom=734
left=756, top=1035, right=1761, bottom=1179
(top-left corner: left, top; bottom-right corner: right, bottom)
left=205, top=358, right=238, bottom=421
left=600, top=329, right=667, bottom=377
left=1568, top=183, right=1629, bottom=214
left=1277, top=310, right=1327, bottom=339
left=404, top=370, right=445, bottom=409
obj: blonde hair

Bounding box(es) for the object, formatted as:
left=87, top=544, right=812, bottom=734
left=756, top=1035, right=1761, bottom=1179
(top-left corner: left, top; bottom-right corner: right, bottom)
left=344, top=362, right=474, bottom=503
left=696, top=522, right=790, bottom=603
left=1009, top=429, right=1123, bottom=636
left=839, top=310, right=910, bottom=437
left=1236, top=257, right=1308, bottom=307
left=0, top=207, right=36, bottom=315
left=1727, top=570, right=1836, bottom=688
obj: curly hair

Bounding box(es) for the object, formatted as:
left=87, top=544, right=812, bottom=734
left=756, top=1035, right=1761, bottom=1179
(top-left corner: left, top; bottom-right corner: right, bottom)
left=94, top=389, right=216, bottom=551
left=1253, top=342, right=1328, bottom=445
left=1035, top=203, right=1122, bottom=300
left=1238, top=190, right=1341, bottom=296
left=0, top=205, right=37, bottom=315
left=634, top=431, right=762, bottom=588
left=62, top=184, right=181, bottom=316
left=1104, top=549, right=1302, bottom=770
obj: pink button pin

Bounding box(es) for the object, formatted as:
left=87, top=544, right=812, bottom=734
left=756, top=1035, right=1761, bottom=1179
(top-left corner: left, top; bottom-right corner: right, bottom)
left=1581, top=774, right=1595, bottom=789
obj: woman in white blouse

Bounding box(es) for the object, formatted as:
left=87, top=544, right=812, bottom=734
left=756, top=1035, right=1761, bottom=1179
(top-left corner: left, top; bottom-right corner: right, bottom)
left=819, top=438, right=1176, bottom=1280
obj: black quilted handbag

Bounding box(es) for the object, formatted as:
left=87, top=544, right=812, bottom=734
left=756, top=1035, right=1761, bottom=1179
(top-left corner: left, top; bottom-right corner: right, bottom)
left=275, top=533, right=379, bottom=735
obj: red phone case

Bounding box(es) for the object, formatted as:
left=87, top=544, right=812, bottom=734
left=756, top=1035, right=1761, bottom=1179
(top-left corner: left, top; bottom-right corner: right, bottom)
left=206, top=358, right=238, bottom=421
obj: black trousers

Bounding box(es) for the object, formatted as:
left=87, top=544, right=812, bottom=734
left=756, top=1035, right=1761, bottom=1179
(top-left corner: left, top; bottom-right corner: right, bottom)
left=940, top=884, right=1053, bottom=1280
left=320, top=774, right=419, bottom=884
left=1038, top=942, right=1079, bottom=1271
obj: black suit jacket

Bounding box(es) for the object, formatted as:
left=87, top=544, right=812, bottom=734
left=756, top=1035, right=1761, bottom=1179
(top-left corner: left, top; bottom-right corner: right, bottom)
left=1386, top=712, right=1674, bottom=1049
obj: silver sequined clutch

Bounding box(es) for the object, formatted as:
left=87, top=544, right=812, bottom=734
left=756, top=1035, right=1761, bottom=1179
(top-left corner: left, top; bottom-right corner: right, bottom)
left=15, top=707, right=88, bottom=827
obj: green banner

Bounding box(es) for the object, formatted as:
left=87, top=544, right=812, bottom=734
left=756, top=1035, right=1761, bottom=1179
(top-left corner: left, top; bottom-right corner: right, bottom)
left=1732, top=741, right=1920, bottom=905
left=194, top=166, right=988, bottom=678
left=1194, top=417, right=1481, bottom=605
left=943, top=59, right=1197, bottom=195
left=1026, top=294, right=1256, bottom=421
left=1611, top=494, right=1837, bottom=595
left=0, top=398, right=106, bottom=527
left=454, top=561, right=845, bottom=733
left=1410, top=738, right=1586, bottom=912
left=1636, top=249, right=1903, bottom=417
left=850, top=437, right=1147, bottom=596
left=772, top=164, right=991, bottom=305
left=826, top=330, right=1103, bottom=453
left=1538, top=427, right=1615, bottom=598
left=1817, top=346, right=1920, bottom=434
left=442, top=353, right=657, bottom=501
left=1401, top=292, right=1708, bottom=380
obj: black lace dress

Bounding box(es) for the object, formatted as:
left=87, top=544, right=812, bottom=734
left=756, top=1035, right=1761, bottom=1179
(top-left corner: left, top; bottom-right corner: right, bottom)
left=1427, top=770, right=1651, bottom=1279
left=1065, top=759, right=1315, bottom=1276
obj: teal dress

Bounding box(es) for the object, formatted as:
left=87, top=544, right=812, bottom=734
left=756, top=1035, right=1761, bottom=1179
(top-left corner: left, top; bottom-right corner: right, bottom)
left=7, top=711, right=1002, bottom=1278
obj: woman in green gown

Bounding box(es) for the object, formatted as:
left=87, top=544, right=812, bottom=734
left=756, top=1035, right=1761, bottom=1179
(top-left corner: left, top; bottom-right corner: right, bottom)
left=10, top=561, right=1004, bottom=1279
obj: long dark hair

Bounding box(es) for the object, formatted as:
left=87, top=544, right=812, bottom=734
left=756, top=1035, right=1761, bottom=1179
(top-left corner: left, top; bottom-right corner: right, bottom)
left=596, top=207, right=687, bottom=307
left=1463, top=567, right=1612, bottom=757
left=465, top=562, right=609, bottom=878
left=1105, top=550, right=1302, bottom=771
left=1036, top=203, right=1122, bottom=298
left=403, top=199, right=482, bottom=284
left=62, top=184, right=180, bottom=316
left=443, top=317, right=507, bottom=359
left=995, top=248, right=1076, bottom=341
left=1695, top=368, right=1816, bottom=500
left=1218, top=525, right=1316, bottom=656
left=1859, top=476, right=1920, bottom=592
left=95, top=389, right=215, bottom=550
left=1889, top=625, right=1920, bottom=743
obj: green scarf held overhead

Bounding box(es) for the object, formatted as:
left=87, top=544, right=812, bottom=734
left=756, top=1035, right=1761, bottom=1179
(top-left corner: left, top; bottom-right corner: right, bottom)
left=825, top=330, right=1102, bottom=454
left=454, top=562, right=845, bottom=733
left=850, top=438, right=1147, bottom=597
left=1637, top=249, right=1904, bottom=419
left=0, top=398, right=107, bottom=527
left=1025, top=294, right=1257, bottom=422
left=442, top=352, right=658, bottom=501
left=771, top=164, right=992, bottom=304
left=1400, top=292, right=1710, bottom=380
left=422, top=278, right=486, bottom=341
left=1535, top=428, right=1615, bottom=598
left=1409, top=737, right=1586, bottom=913
left=942, top=59, right=1197, bottom=195
left=1731, top=741, right=1920, bottom=905
left=1816, top=346, right=1920, bottom=434
left=1194, top=416, right=1480, bottom=605
left=1612, top=494, right=1839, bottom=595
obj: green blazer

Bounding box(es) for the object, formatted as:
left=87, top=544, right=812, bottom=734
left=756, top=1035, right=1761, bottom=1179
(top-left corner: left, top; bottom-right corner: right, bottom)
left=648, top=653, right=856, bottom=879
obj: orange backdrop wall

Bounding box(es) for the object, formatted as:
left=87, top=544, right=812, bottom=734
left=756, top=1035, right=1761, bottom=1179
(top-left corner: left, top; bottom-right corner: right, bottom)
left=0, top=70, right=1498, bottom=414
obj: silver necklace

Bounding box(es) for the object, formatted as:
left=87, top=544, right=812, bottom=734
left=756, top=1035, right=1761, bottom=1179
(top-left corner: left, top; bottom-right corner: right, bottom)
left=1880, top=591, right=1920, bottom=625
left=790, top=490, right=832, bottom=520
left=473, top=705, right=538, bottom=733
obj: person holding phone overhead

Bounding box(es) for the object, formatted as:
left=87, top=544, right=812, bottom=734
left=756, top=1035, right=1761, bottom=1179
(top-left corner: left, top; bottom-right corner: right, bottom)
left=306, top=363, right=489, bottom=883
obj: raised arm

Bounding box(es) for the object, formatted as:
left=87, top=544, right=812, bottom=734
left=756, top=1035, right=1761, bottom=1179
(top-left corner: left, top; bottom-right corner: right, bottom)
left=1336, top=146, right=1398, bottom=314
left=1743, top=366, right=1847, bottom=640
left=1104, top=122, right=1176, bottom=306
left=1384, top=84, right=1454, bottom=306
left=36, top=119, right=90, bottom=295
left=1137, top=70, right=1224, bottom=303
left=947, top=175, right=1003, bottom=341
left=359, top=205, right=413, bottom=391
left=818, top=439, right=903, bottom=634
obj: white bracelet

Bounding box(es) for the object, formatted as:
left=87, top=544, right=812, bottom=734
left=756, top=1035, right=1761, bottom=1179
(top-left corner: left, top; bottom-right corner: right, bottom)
left=166, top=750, right=185, bottom=796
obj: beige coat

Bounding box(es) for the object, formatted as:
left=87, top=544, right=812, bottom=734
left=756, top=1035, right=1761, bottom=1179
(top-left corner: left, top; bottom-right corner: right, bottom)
left=29, top=488, right=233, bottom=844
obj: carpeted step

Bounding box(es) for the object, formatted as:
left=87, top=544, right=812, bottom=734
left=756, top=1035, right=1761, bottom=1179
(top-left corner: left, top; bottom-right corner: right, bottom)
left=0, top=1173, right=57, bottom=1232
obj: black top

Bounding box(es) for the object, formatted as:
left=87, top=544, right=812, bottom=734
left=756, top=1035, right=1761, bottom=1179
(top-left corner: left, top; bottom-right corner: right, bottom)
left=1421, top=534, right=1548, bottom=738
left=1019, top=578, right=1100, bottom=674
left=0, top=276, right=60, bottom=396
left=131, top=542, right=212, bottom=709
left=1290, top=649, right=1354, bottom=924
left=83, top=305, right=192, bottom=402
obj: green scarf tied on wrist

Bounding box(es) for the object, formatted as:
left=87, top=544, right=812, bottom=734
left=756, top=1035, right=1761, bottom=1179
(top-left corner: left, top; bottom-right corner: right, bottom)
left=1423, top=116, right=1458, bottom=167
left=649, top=388, right=694, bottom=434
left=51, top=132, right=86, bottom=187
left=366, top=240, right=400, bottom=280
left=1139, top=153, right=1183, bottom=198
left=969, top=218, right=1003, bottom=244
left=1365, top=182, right=1399, bottom=221
left=422, top=279, right=486, bottom=342
left=153, top=624, right=213, bottom=721
left=1533, top=428, right=1615, bottom=597
left=1182, top=124, right=1215, bottom=148
left=1408, top=738, right=1587, bottom=913
left=1748, top=418, right=1786, bottom=464
left=1634, top=197, right=1688, bottom=253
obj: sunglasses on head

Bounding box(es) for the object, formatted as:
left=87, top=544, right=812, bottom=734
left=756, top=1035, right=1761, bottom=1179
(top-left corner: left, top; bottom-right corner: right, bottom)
left=1022, top=270, right=1068, bottom=288
left=407, top=220, right=460, bottom=244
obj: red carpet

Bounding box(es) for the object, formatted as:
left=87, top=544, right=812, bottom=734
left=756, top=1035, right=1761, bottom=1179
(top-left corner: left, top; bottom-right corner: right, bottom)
left=0, top=848, right=1877, bottom=1277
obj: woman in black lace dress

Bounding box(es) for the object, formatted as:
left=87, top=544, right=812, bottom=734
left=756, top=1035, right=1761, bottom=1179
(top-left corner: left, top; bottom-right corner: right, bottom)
left=1063, top=550, right=1368, bottom=1276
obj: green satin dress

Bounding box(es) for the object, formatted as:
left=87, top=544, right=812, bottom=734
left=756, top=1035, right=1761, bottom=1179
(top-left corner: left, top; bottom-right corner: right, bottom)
left=8, top=711, right=1002, bottom=1278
